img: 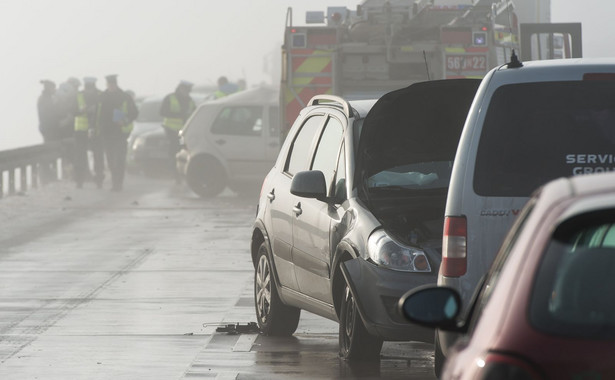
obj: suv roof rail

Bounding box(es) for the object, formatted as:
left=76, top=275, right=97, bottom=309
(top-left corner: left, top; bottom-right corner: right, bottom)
left=308, top=95, right=352, bottom=118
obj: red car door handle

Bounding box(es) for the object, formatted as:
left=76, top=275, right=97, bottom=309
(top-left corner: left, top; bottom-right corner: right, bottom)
left=292, top=203, right=302, bottom=216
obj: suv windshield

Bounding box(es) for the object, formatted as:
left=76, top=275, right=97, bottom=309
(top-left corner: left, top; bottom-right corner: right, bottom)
left=474, top=80, right=615, bottom=197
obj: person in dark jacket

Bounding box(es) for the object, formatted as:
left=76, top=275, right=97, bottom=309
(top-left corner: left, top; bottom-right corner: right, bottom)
left=98, top=75, right=138, bottom=191
left=160, top=80, right=196, bottom=182
left=37, top=80, right=62, bottom=142
left=37, top=80, right=63, bottom=183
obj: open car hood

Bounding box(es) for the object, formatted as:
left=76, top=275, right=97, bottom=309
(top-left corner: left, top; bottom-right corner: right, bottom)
left=357, top=79, right=480, bottom=181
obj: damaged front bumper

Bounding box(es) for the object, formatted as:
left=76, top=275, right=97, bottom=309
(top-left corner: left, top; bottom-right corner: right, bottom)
left=341, top=256, right=437, bottom=343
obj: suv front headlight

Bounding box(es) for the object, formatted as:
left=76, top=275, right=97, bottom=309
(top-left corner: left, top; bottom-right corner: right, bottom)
left=367, top=229, right=431, bottom=272
left=132, top=136, right=146, bottom=151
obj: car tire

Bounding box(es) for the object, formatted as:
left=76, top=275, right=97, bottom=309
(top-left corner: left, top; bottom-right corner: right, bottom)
left=254, top=242, right=301, bottom=336
left=338, top=284, right=383, bottom=361
left=186, top=156, right=227, bottom=198
left=434, top=332, right=444, bottom=378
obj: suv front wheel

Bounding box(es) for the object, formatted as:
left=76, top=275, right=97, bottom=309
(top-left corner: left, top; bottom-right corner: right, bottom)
left=339, top=284, right=383, bottom=361
left=254, top=242, right=301, bottom=336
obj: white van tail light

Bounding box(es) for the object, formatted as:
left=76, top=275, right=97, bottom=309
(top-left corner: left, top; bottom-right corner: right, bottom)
left=442, top=216, right=467, bottom=277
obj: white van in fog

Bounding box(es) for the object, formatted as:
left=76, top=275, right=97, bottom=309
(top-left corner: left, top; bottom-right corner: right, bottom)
left=176, top=86, right=280, bottom=198
left=436, top=57, right=615, bottom=376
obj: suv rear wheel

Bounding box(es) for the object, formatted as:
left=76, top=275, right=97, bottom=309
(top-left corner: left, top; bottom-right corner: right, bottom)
left=254, top=242, right=300, bottom=336
left=339, top=284, right=383, bottom=361
left=186, top=156, right=227, bottom=198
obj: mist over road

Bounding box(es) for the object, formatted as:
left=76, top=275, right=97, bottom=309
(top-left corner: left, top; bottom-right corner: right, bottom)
left=0, top=176, right=434, bottom=379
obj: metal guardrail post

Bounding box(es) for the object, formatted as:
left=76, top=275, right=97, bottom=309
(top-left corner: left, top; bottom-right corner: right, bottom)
left=20, top=166, right=27, bottom=193
left=8, top=170, right=15, bottom=195
left=32, top=164, right=38, bottom=189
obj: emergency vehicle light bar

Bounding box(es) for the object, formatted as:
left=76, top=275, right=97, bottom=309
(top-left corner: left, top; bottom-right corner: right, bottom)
left=308, top=95, right=351, bottom=118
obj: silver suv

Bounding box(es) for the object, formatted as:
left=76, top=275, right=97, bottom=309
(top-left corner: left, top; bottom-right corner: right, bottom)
left=437, top=57, right=615, bottom=376
left=250, top=79, right=479, bottom=360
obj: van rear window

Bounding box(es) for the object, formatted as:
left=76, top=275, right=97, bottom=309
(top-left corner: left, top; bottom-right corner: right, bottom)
left=474, top=81, right=615, bottom=197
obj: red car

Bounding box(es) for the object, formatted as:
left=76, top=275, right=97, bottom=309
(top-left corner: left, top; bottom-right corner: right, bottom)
left=399, top=171, right=615, bottom=379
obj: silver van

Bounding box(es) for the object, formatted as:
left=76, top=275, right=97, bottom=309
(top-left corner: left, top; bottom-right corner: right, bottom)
left=437, top=57, right=615, bottom=376
left=176, top=86, right=280, bottom=197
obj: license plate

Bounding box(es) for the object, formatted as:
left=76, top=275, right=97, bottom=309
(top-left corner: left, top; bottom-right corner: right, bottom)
left=446, top=55, right=487, bottom=71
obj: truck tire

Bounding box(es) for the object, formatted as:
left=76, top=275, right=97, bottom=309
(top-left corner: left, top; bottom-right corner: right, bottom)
left=254, top=242, right=301, bottom=336
left=338, top=284, right=383, bottom=361
left=186, top=156, right=226, bottom=198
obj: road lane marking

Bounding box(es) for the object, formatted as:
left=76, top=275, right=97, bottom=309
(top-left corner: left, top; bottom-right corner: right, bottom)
left=232, top=333, right=257, bottom=352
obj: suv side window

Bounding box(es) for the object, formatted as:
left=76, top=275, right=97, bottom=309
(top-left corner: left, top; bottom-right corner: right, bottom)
left=211, top=106, right=263, bottom=136
left=285, top=115, right=324, bottom=176
left=311, top=116, right=344, bottom=195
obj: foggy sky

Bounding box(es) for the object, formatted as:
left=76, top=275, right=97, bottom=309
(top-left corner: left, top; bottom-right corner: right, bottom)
left=1, top=0, right=613, bottom=150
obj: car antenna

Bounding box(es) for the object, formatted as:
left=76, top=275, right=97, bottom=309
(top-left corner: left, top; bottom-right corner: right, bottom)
left=504, top=1, right=522, bottom=68
left=423, top=50, right=431, bottom=80
left=507, top=49, right=523, bottom=68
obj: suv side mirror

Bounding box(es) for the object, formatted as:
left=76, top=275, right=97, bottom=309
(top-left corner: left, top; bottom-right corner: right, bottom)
left=291, top=170, right=327, bottom=201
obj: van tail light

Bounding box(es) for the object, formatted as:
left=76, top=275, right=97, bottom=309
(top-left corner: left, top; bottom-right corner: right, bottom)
left=442, top=216, right=467, bottom=277
left=476, top=352, right=542, bottom=380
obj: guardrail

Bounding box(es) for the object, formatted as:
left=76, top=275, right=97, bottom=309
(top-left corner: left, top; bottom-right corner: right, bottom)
left=0, top=139, right=71, bottom=198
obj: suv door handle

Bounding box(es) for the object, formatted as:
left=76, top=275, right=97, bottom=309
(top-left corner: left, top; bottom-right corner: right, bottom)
left=292, top=202, right=302, bottom=216
left=267, top=189, right=275, bottom=201
left=215, top=139, right=226, bottom=145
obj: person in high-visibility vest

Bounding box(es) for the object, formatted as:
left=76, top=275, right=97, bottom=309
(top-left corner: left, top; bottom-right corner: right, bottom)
left=98, top=74, right=138, bottom=192
left=213, top=76, right=238, bottom=99
left=73, top=76, right=103, bottom=188
left=160, top=80, right=196, bottom=182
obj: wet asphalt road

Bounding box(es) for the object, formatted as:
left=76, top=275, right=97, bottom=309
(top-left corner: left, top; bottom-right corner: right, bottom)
left=0, top=175, right=436, bottom=379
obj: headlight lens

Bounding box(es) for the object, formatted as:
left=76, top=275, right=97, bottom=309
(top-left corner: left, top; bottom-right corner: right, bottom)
left=132, top=136, right=146, bottom=151
left=367, top=229, right=431, bottom=272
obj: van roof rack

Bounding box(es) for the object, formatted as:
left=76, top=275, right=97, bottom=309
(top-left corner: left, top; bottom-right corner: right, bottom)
left=308, top=95, right=352, bottom=118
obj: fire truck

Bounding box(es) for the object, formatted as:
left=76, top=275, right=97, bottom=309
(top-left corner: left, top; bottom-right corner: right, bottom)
left=280, top=0, right=522, bottom=135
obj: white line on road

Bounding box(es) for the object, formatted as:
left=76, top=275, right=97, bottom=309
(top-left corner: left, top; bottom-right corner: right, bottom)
left=232, top=333, right=257, bottom=352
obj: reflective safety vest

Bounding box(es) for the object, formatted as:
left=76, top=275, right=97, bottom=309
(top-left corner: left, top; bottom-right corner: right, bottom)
left=120, top=101, right=134, bottom=134
left=214, top=90, right=228, bottom=99
left=74, top=92, right=89, bottom=131
left=162, top=94, right=195, bottom=131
